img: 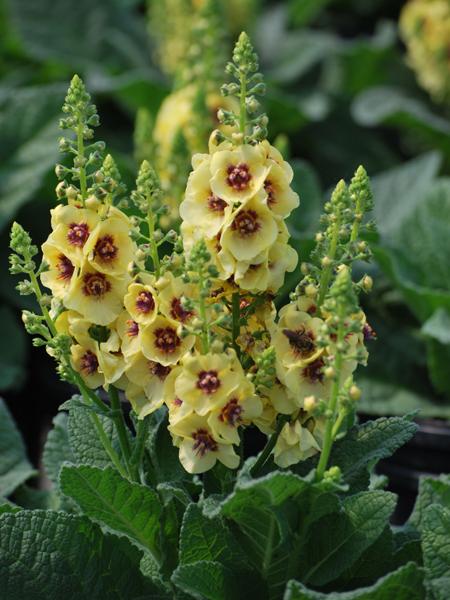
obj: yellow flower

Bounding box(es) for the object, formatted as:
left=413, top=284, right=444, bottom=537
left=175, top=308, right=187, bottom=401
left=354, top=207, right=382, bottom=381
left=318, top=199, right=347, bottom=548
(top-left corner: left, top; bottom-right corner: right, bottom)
left=260, top=379, right=299, bottom=415
left=116, top=311, right=142, bottom=358
left=263, top=161, right=299, bottom=218
left=48, top=204, right=99, bottom=267
left=71, top=343, right=104, bottom=389
left=271, top=304, right=324, bottom=369
left=83, top=214, right=135, bottom=277
left=41, top=241, right=77, bottom=300
left=180, top=158, right=233, bottom=238
left=157, top=272, right=197, bottom=325
left=278, top=357, right=331, bottom=404
left=252, top=396, right=277, bottom=435
left=207, top=379, right=262, bottom=444
left=210, top=144, right=268, bottom=204
left=124, top=352, right=171, bottom=417
left=124, top=282, right=158, bottom=325
left=273, top=419, right=321, bottom=468
left=174, top=351, right=243, bottom=415
left=220, top=194, right=278, bottom=262
left=168, top=412, right=239, bottom=474
left=64, top=264, right=129, bottom=326
left=141, top=315, right=194, bottom=366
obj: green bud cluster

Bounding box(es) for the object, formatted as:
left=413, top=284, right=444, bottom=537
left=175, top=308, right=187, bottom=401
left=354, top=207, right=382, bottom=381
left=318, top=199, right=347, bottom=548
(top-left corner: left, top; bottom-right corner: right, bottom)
left=253, top=346, right=277, bottom=391
left=297, top=165, right=374, bottom=306
left=56, top=75, right=113, bottom=207
left=218, top=31, right=268, bottom=144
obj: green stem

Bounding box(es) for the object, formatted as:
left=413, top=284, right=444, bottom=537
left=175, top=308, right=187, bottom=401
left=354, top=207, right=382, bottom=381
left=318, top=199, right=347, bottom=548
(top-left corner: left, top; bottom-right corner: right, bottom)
left=77, top=120, right=87, bottom=206
left=147, top=208, right=160, bottom=278
left=250, top=415, right=290, bottom=477
left=315, top=315, right=344, bottom=481
left=130, top=417, right=150, bottom=481
left=90, top=410, right=128, bottom=479
left=109, top=386, right=133, bottom=478
left=317, top=212, right=341, bottom=307
left=231, top=292, right=241, bottom=360
left=239, top=71, right=247, bottom=136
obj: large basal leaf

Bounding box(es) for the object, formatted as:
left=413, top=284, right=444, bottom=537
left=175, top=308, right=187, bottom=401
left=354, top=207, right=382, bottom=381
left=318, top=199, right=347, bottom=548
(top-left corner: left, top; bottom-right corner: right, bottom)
left=0, top=510, right=164, bottom=598
left=0, top=398, right=35, bottom=497
left=60, top=464, right=163, bottom=560
left=172, top=560, right=255, bottom=600
left=42, top=412, right=75, bottom=486
left=67, top=401, right=118, bottom=469
left=285, top=562, right=425, bottom=599
left=205, top=472, right=339, bottom=599
left=409, top=475, right=450, bottom=530
left=0, top=305, right=26, bottom=391
left=179, top=504, right=246, bottom=567
left=420, top=504, right=450, bottom=581
left=369, top=151, right=441, bottom=241
left=300, top=491, right=396, bottom=586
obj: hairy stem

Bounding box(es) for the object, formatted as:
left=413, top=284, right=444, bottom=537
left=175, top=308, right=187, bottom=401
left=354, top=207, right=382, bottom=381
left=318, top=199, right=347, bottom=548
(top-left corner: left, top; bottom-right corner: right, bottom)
left=317, top=211, right=341, bottom=307
left=315, top=313, right=345, bottom=480
left=250, top=415, right=290, bottom=477
left=147, top=209, right=161, bottom=278
left=109, top=385, right=133, bottom=479
left=239, top=71, right=247, bottom=135
left=231, top=292, right=241, bottom=360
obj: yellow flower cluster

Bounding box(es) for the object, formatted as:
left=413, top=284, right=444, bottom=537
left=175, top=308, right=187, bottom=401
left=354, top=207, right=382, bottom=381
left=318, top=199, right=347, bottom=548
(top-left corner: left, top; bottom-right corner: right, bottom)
left=181, top=136, right=299, bottom=293
left=400, top=0, right=450, bottom=101
left=153, top=87, right=238, bottom=223
left=268, top=296, right=367, bottom=467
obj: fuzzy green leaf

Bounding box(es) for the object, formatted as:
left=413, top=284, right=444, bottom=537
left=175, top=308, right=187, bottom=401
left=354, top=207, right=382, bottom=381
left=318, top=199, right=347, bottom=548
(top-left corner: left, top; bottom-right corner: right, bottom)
left=172, top=560, right=258, bottom=600
left=179, top=504, right=247, bottom=567
left=0, top=510, right=164, bottom=599
left=285, top=562, right=425, bottom=599
left=409, top=475, right=450, bottom=530
left=60, top=464, right=163, bottom=558
left=420, top=504, right=450, bottom=580
left=0, top=397, right=36, bottom=497
left=370, top=152, right=441, bottom=240
left=327, top=416, right=417, bottom=491
left=43, top=412, right=75, bottom=486
left=67, top=402, right=118, bottom=468
left=300, top=491, right=396, bottom=586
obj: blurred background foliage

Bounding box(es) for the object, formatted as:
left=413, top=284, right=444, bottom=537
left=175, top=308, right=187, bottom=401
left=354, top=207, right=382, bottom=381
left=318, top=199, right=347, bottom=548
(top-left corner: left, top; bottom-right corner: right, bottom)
left=1, top=0, right=450, bottom=462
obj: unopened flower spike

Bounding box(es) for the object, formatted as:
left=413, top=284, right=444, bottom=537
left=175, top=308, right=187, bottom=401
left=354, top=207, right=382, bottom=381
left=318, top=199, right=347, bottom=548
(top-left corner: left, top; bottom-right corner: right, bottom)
left=219, top=31, right=267, bottom=144
left=57, top=74, right=105, bottom=207
left=298, top=165, right=374, bottom=306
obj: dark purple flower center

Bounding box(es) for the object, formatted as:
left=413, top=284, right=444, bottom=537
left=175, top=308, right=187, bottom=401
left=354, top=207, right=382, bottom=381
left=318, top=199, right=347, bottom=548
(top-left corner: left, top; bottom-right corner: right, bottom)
left=197, top=370, right=220, bottom=394
left=226, top=163, right=252, bottom=191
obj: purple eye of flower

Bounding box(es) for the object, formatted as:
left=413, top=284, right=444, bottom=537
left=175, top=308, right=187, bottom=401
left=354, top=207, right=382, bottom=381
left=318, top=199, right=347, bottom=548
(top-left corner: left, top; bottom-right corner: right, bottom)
left=80, top=350, right=98, bottom=375
left=219, top=398, right=243, bottom=426
left=82, top=272, right=111, bottom=298
left=264, top=179, right=276, bottom=205
left=135, top=290, right=155, bottom=314
left=197, top=370, right=221, bottom=394
left=148, top=361, right=171, bottom=380
left=95, top=235, right=118, bottom=262
left=207, top=193, right=227, bottom=214
left=67, top=222, right=89, bottom=247
left=192, top=429, right=218, bottom=456
left=231, top=209, right=260, bottom=237
left=56, top=254, right=74, bottom=281
left=170, top=297, right=193, bottom=323
left=226, top=162, right=252, bottom=191
left=154, top=327, right=181, bottom=354
left=302, top=358, right=325, bottom=384
left=126, top=319, right=139, bottom=337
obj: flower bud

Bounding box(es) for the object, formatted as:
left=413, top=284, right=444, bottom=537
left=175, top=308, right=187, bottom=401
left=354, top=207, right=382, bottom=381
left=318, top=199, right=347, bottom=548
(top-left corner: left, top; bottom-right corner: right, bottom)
left=362, top=275, right=373, bottom=292
left=349, top=385, right=361, bottom=401
left=304, top=395, right=317, bottom=412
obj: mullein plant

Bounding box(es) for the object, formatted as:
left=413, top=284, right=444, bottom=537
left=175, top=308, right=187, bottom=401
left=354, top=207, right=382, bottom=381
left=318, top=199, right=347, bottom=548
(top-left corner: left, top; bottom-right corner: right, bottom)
left=400, top=0, right=450, bottom=102
left=11, top=33, right=373, bottom=480
left=4, top=34, right=435, bottom=600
